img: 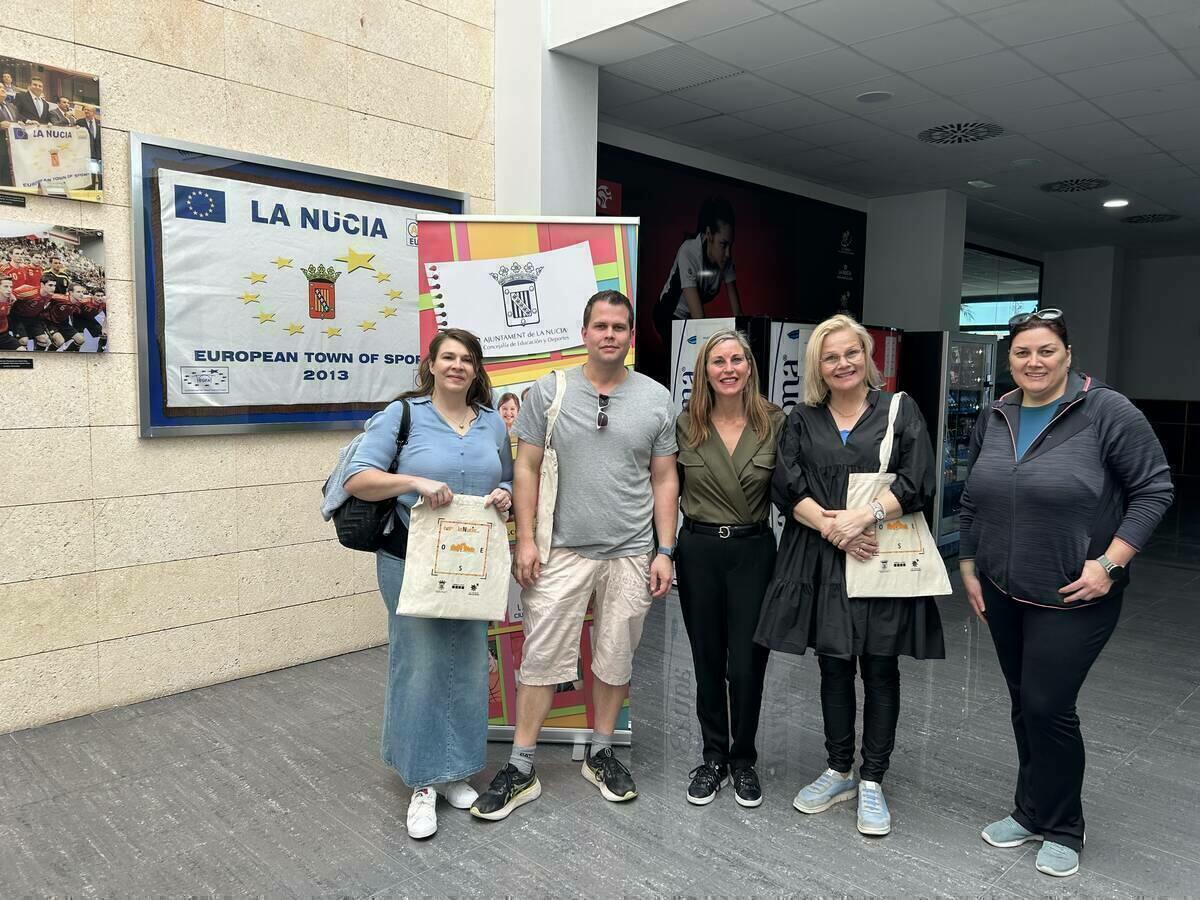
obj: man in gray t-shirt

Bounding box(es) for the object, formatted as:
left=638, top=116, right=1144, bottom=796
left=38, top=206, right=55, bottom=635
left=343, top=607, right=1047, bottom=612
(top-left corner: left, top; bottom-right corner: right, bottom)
left=471, top=290, right=679, bottom=823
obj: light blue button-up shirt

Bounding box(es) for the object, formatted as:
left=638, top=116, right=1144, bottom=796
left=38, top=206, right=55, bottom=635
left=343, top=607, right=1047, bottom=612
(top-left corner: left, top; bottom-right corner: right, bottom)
left=343, top=396, right=513, bottom=527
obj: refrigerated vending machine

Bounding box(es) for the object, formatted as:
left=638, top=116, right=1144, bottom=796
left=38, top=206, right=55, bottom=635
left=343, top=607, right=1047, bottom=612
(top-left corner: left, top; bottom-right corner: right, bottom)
left=866, top=326, right=902, bottom=392
left=898, top=331, right=997, bottom=554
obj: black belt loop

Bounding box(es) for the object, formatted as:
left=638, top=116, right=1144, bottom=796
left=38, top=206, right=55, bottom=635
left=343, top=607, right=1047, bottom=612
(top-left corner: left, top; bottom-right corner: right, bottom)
left=682, top=517, right=770, bottom=539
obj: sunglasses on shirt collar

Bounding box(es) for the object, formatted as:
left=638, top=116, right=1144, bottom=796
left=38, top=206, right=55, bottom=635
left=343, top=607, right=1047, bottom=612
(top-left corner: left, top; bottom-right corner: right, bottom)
left=597, top=393, right=609, bottom=430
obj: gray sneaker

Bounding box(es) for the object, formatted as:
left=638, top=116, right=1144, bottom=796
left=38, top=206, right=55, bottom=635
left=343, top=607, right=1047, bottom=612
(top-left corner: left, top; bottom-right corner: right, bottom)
left=982, top=815, right=1042, bottom=848
left=1036, top=841, right=1080, bottom=877
left=857, top=780, right=891, bottom=836
left=793, top=768, right=857, bottom=814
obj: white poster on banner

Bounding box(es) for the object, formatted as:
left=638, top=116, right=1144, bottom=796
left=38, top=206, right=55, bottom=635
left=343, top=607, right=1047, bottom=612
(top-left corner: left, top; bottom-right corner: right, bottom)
left=669, top=317, right=736, bottom=417
left=768, top=322, right=813, bottom=541
left=8, top=125, right=92, bottom=192
left=157, top=169, right=422, bottom=408
left=424, top=243, right=597, bottom=358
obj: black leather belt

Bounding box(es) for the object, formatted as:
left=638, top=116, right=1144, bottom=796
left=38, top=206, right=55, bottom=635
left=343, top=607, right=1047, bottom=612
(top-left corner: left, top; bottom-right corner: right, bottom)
left=683, top=518, right=770, bottom=539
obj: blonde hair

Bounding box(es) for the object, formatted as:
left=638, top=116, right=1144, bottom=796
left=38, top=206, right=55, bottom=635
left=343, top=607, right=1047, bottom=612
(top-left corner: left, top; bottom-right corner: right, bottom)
left=804, top=314, right=883, bottom=406
left=682, top=329, right=778, bottom=448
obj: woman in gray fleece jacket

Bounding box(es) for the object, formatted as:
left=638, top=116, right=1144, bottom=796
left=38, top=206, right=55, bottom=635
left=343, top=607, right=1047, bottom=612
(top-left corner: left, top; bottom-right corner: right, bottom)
left=958, top=310, right=1173, bottom=878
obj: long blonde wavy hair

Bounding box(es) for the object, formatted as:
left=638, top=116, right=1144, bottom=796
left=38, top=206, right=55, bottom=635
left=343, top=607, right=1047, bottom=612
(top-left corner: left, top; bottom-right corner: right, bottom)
left=681, top=329, right=778, bottom=448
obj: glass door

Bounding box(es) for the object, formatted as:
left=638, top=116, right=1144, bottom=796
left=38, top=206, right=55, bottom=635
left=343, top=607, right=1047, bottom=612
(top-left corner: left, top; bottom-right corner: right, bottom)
left=940, top=336, right=996, bottom=542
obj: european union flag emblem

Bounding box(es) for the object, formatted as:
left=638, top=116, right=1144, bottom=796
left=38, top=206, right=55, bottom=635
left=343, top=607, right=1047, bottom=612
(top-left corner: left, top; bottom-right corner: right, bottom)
left=174, top=185, right=226, bottom=222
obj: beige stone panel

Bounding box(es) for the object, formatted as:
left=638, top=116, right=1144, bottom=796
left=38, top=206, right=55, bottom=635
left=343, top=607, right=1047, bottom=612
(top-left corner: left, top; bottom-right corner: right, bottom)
left=346, top=114, right=448, bottom=189
left=234, top=482, right=333, bottom=551
left=469, top=196, right=495, bottom=214
left=223, top=82, right=351, bottom=172
left=236, top=539, right=370, bottom=614
left=237, top=591, right=386, bottom=677
left=78, top=199, right=131, bottom=282
left=96, top=278, right=133, bottom=354
left=0, top=573, right=97, bottom=660
left=411, top=0, right=447, bottom=12
left=0, top=428, right=92, bottom=503
left=97, top=127, right=129, bottom=208
left=223, top=0, right=348, bottom=42
left=447, top=0, right=493, bottom=30
left=0, top=25, right=75, bottom=69
left=444, top=77, right=492, bottom=142
left=75, top=0, right=225, bottom=77
left=0, top=501, right=95, bottom=584
left=346, top=0, right=446, bottom=71
left=0, top=195, right=81, bottom=228
left=93, top=489, right=240, bottom=568
left=0, top=645, right=98, bottom=735
left=346, top=48, right=447, bottom=133
left=74, top=47, right=229, bottom=147
left=444, top=17, right=493, bottom=87
left=224, top=11, right=348, bottom=107
left=448, top=136, right=494, bottom=200
left=234, top=429, right=351, bottom=486
left=87, top=352, right=139, bottom=427
left=0, top=355, right=90, bottom=429
left=94, top=553, right=240, bottom=641
left=95, top=617, right=242, bottom=710
left=90, top=425, right=240, bottom=499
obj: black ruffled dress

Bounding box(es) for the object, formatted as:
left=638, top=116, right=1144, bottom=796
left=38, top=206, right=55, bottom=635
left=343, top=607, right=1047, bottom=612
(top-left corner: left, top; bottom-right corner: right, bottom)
left=754, top=390, right=945, bottom=660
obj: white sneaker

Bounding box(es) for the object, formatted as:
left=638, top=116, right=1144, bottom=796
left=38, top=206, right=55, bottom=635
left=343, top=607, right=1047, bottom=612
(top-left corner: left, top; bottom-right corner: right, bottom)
left=406, top=787, right=437, bottom=839
left=436, top=779, right=479, bottom=810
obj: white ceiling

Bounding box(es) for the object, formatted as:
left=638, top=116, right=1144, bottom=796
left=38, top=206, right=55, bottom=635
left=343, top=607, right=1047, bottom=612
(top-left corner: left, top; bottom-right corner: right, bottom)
left=559, top=0, right=1200, bottom=251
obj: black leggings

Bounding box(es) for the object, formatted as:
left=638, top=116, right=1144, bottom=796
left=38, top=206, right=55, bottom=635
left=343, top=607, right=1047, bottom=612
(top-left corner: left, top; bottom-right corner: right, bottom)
left=983, top=579, right=1122, bottom=852
left=819, top=653, right=900, bottom=782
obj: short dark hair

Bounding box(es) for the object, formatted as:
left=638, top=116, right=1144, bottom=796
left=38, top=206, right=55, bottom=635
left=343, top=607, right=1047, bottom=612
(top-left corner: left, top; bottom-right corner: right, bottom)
left=582, top=290, right=634, bottom=329
left=0, top=275, right=12, bottom=283
left=696, top=196, right=735, bottom=236
left=1010, top=314, right=1070, bottom=348
left=40, top=273, right=56, bottom=285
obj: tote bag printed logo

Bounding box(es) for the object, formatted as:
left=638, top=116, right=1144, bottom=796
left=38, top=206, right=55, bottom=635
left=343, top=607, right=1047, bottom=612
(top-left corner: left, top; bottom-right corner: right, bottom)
left=433, top=520, right=492, bottom=580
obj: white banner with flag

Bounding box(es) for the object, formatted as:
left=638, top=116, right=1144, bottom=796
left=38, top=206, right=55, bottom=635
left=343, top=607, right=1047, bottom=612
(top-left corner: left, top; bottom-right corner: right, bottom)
left=8, top=125, right=92, bottom=192
left=157, top=169, right=423, bottom=408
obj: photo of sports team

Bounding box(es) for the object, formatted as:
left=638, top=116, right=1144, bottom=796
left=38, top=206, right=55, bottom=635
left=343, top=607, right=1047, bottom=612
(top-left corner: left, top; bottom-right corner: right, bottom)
left=0, top=222, right=107, bottom=352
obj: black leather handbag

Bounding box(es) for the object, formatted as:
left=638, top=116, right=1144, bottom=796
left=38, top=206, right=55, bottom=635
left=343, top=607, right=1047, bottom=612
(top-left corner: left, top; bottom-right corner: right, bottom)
left=330, top=400, right=411, bottom=555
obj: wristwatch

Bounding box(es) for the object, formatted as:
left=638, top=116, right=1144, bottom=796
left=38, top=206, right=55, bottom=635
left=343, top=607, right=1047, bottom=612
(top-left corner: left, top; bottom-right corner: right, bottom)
left=869, top=500, right=886, bottom=523
left=657, top=545, right=675, bottom=560
left=1097, top=554, right=1125, bottom=583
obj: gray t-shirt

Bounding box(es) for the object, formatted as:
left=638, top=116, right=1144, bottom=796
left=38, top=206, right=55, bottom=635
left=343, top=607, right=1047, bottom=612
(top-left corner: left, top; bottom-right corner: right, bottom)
left=514, top=367, right=677, bottom=559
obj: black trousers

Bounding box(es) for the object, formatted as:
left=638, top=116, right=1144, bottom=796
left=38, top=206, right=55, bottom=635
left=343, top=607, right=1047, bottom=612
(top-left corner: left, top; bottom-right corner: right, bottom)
left=983, top=579, right=1122, bottom=852
left=818, top=653, right=900, bottom=782
left=676, top=527, right=774, bottom=768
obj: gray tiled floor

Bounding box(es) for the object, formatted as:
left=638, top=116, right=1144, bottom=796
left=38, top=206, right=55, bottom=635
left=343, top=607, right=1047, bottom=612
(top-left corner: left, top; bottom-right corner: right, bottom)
left=3, top=562, right=1199, bottom=899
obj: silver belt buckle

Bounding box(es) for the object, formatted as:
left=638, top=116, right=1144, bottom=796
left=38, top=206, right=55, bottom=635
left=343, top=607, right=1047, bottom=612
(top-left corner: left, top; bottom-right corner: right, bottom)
left=718, top=525, right=731, bottom=539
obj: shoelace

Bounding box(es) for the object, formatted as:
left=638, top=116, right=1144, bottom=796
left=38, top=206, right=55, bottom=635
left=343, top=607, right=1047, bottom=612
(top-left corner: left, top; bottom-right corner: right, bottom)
left=733, top=768, right=757, bottom=793
left=487, top=765, right=518, bottom=795
left=861, top=787, right=883, bottom=813
left=595, top=749, right=632, bottom=781
left=688, top=763, right=723, bottom=791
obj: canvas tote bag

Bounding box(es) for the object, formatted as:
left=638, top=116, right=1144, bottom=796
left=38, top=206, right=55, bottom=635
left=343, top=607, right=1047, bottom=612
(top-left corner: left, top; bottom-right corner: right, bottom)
left=845, top=392, right=952, bottom=599
left=397, top=495, right=512, bottom=621
left=534, top=368, right=567, bottom=564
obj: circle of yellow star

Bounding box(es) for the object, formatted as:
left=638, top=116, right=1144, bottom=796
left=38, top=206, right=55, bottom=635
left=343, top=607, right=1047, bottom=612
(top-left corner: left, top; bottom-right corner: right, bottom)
left=244, top=272, right=267, bottom=284
left=285, top=323, right=304, bottom=336
left=358, top=320, right=377, bottom=332
left=239, top=292, right=260, bottom=304
left=323, top=327, right=342, bottom=338
left=335, top=247, right=376, bottom=273
left=255, top=311, right=276, bottom=324
left=374, top=271, right=391, bottom=283
left=386, top=289, right=404, bottom=300
left=379, top=306, right=397, bottom=318
left=272, top=257, right=294, bottom=269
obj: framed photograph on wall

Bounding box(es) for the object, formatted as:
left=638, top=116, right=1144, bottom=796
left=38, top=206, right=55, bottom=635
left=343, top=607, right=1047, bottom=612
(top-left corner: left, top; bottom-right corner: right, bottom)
left=0, top=56, right=102, bottom=202
left=130, top=134, right=467, bottom=437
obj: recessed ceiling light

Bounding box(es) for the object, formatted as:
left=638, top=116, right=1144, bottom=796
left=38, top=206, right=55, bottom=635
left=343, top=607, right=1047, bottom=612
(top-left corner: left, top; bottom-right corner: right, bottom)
left=855, top=90, right=894, bottom=103
left=967, top=179, right=996, bottom=189
left=1102, top=198, right=1130, bottom=208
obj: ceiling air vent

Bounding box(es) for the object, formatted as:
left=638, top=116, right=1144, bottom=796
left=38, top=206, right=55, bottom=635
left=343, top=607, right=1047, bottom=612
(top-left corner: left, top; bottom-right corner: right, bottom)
left=917, top=122, right=1005, bottom=144
left=1040, top=178, right=1110, bottom=193
left=1121, top=213, right=1181, bottom=224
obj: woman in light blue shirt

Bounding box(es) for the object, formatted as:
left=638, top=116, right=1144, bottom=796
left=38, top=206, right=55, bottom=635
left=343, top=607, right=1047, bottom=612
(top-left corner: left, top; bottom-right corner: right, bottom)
left=344, top=328, right=513, bottom=840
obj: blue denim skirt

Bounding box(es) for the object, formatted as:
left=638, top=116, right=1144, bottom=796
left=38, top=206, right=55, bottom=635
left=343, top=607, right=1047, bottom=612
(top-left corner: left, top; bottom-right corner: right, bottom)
left=375, top=551, right=489, bottom=787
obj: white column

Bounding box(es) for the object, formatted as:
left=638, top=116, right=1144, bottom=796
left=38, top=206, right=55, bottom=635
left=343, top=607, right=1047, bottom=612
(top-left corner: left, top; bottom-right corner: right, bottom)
left=863, top=190, right=966, bottom=332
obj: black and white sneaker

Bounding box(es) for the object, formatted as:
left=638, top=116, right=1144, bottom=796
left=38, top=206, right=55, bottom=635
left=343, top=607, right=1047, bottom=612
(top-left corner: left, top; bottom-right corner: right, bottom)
left=469, top=764, right=541, bottom=821
left=687, top=761, right=727, bottom=806
left=731, top=765, right=763, bottom=808
left=581, top=747, right=638, bottom=802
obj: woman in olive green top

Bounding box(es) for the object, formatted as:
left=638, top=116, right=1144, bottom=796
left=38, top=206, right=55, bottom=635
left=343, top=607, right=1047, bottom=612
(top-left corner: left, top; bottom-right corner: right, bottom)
left=675, top=329, right=786, bottom=810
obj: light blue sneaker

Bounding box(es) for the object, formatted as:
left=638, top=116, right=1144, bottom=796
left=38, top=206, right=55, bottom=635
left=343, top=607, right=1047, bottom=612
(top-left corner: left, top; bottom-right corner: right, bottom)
left=1036, top=841, right=1080, bottom=877
left=857, top=780, right=891, bottom=835
left=981, top=815, right=1042, bottom=848
left=793, top=768, right=857, bottom=814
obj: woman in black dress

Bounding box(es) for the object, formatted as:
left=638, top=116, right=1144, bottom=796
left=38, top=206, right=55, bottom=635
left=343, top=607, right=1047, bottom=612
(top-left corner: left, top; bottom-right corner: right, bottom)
left=756, top=314, right=944, bottom=837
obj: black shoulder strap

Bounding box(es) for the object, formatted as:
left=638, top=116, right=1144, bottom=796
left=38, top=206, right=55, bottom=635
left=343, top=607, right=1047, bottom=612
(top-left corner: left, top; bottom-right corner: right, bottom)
left=386, top=400, right=411, bottom=474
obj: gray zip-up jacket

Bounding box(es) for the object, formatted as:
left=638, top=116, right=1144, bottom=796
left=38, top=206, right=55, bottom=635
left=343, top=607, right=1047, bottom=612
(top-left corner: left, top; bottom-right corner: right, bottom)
left=960, top=371, right=1173, bottom=608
